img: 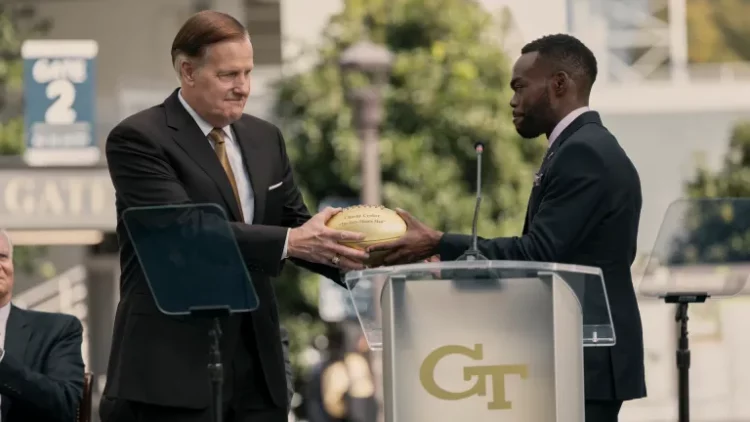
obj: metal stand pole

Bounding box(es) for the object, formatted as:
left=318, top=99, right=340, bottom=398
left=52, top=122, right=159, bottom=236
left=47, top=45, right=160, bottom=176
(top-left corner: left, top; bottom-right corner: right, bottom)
left=663, top=293, right=708, bottom=422
left=676, top=302, right=690, bottom=422
left=209, top=318, right=224, bottom=422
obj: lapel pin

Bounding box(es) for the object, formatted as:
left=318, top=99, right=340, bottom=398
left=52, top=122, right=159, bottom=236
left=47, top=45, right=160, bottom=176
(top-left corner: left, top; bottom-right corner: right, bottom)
left=534, top=173, right=543, bottom=186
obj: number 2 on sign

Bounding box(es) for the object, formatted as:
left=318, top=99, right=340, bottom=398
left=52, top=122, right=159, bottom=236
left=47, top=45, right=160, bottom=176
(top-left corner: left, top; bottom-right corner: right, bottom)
left=45, top=79, right=76, bottom=125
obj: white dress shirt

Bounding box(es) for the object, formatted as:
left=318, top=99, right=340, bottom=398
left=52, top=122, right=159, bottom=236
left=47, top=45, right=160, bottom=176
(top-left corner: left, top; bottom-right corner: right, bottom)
left=547, top=106, right=590, bottom=146
left=178, top=91, right=289, bottom=259
left=0, top=300, right=11, bottom=418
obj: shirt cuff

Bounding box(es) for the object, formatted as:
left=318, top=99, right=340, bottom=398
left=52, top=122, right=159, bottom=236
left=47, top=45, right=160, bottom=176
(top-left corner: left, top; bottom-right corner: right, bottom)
left=282, top=228, right=290, bottom=260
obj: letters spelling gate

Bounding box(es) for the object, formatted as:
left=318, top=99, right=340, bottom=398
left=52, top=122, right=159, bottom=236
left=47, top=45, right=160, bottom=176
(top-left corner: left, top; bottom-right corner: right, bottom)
left=0, top=168, right=116, bottom=231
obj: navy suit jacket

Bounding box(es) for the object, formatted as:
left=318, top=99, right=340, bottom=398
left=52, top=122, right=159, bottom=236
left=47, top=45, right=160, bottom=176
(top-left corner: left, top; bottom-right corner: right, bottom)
left=439, top=112, right=647, bottom=401
left=0, top=305, right=85, bottom=421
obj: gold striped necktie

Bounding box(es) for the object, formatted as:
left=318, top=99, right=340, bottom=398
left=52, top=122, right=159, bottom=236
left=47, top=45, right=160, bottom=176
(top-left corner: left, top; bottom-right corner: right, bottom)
left=208, top=128, right=245, bottom=221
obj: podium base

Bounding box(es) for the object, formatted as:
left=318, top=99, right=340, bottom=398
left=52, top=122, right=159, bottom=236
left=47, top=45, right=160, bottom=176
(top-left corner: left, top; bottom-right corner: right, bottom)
left=190, top=306, right=231, bottom=422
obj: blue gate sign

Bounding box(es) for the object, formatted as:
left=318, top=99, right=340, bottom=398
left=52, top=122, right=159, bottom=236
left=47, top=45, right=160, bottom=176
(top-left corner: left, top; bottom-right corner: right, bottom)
left=22, top=40, right=99, bottom=167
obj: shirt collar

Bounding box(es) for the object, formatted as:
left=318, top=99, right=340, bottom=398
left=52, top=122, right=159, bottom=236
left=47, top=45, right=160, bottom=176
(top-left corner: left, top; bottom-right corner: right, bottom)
left=177, top=89, right=232, bottom=139
left=547, top=106, right=590, bottom=146
left=0, top=301, right=10, bottom=328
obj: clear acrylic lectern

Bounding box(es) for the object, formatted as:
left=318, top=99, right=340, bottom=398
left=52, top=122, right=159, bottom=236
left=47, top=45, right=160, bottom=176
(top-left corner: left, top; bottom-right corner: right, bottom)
left=345, top=260, right=615, bottom=422
left=122, top=203, right=259, bottom=422
left=637, top=198, right=750, bottom=422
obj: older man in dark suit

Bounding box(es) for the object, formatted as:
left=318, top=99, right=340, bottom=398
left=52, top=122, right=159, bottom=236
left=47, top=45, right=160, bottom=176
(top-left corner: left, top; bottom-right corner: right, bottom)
left=98, top=10, right=369, bottom=422
left=0, top=229, right=85, bottom=422
left=369, top=34, right=646, bottom=422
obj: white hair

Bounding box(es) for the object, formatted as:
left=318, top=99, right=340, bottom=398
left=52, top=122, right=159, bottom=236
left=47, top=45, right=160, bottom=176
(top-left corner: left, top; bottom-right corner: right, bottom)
left=173, top=52, right=193, bottom=82
left=0, top=229, right=12, bottom=258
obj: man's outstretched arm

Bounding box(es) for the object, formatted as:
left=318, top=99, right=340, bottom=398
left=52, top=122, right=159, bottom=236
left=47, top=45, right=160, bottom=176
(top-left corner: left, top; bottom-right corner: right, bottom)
left=440, top=142, right=608, bottom=262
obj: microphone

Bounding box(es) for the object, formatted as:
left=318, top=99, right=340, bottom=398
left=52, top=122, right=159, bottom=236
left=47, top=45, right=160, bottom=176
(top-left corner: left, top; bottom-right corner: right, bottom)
left=456, top=142, right=488, bottom=261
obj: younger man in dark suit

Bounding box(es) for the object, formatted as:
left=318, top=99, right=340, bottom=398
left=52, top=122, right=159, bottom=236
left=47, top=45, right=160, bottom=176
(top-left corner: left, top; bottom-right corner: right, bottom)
left=0, top=229, right=85, bottom=422
left=368, top=34, right=646, bottom=422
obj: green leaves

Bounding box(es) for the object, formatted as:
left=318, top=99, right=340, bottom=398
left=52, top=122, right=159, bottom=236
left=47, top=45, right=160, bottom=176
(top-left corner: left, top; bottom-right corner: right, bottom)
left=276, top=0, right=544, bottom=230
left=675, top=121, right=750, bottom=265
left=0, top=6, right=53, bottom=156
left=689, top=121, right=750, bottom=197
left=0, top=117, right=23, bottom=154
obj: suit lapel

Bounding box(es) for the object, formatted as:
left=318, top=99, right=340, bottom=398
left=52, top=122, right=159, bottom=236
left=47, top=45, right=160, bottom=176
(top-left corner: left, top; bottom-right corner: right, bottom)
left=526, top=147, right=554, bottom=227
left=231, top=119, right=268, bottom=224
left=0, top=393, right=6, bottom=420
left=2, top=306, right=30, bottom=418
left=5, top=305, right=30, bottom=366
left=163, top=89, right=243, bottom=222
left=526, top=111, right=603, bottom=222
left=521, top=199, right=532, bottom=234
left=525, top=147, right=554, bottom=230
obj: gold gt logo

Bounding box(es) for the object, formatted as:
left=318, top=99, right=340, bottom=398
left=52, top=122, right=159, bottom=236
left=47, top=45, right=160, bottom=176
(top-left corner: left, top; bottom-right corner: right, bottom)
left=419, top=344, right=528, bottom=410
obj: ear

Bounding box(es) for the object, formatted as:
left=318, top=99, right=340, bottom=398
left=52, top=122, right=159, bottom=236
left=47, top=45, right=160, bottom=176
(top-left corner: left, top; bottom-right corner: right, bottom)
left=551, top=71, right=570, bottom=96
left=180, top=59, right=197, bottom=86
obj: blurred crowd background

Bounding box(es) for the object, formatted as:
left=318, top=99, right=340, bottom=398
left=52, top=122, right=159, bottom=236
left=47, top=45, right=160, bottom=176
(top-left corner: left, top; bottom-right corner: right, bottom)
left=2, top=0, right=750, bottom=421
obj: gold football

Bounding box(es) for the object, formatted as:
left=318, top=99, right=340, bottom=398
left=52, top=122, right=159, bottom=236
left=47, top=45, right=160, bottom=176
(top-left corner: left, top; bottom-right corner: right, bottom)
left=325, top=205, right=407, bottom=265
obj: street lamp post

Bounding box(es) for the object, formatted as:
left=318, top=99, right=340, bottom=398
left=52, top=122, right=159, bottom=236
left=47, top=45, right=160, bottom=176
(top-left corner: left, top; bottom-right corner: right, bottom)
left=339, top=39, right=393, bottom=422
left=339, top=40, right=394, bottom=206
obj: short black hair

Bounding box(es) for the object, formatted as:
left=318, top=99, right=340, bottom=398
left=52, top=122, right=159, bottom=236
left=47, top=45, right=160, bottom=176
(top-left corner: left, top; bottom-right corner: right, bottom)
left=521, top=34, right=598, bottom=93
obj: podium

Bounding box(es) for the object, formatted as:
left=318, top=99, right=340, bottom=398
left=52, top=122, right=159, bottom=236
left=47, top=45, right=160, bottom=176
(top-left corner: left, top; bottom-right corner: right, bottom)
left=345, top=260, right=615, bottom=422
left=637, top=198, right=750, bottom=422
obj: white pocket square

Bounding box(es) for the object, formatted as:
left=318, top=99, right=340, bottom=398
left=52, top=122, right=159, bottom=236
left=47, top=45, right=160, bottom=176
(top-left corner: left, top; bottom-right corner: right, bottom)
left=268, top=181, right=283, bottom=191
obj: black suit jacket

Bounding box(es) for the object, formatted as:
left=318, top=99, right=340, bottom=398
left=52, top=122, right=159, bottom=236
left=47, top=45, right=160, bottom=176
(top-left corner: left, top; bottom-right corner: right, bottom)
left=0, top=305, right=85, bottom=422
left=439, top=111, right=646, bottom=401
left=102, top=89, right=341, bottom=409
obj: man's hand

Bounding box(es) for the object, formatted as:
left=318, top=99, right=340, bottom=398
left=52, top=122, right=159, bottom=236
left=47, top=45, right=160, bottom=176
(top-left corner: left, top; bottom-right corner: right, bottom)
left=366, top=209, right=443, bottom=266
left=288, top=207, right=370, bottom=271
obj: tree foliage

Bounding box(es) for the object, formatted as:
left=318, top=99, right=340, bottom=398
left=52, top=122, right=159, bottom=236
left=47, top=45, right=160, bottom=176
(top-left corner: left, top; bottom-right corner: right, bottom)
left=687, top=0, right=750, bottom=63
left=272, top=0, right=544, bottom=375
left=13, top=244, right=51, bottom=275
left=669, top=123, right=750, bottom=264
left=0, top=5, right=51, bottom=155
left=0, top=6, right=52, bottom=272
left=675, top=0, right=750, bottom=265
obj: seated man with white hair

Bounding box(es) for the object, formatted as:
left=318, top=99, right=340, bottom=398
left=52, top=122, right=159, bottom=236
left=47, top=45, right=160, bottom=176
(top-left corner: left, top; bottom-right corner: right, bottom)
left=0, top=229, right=85, bottom=422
